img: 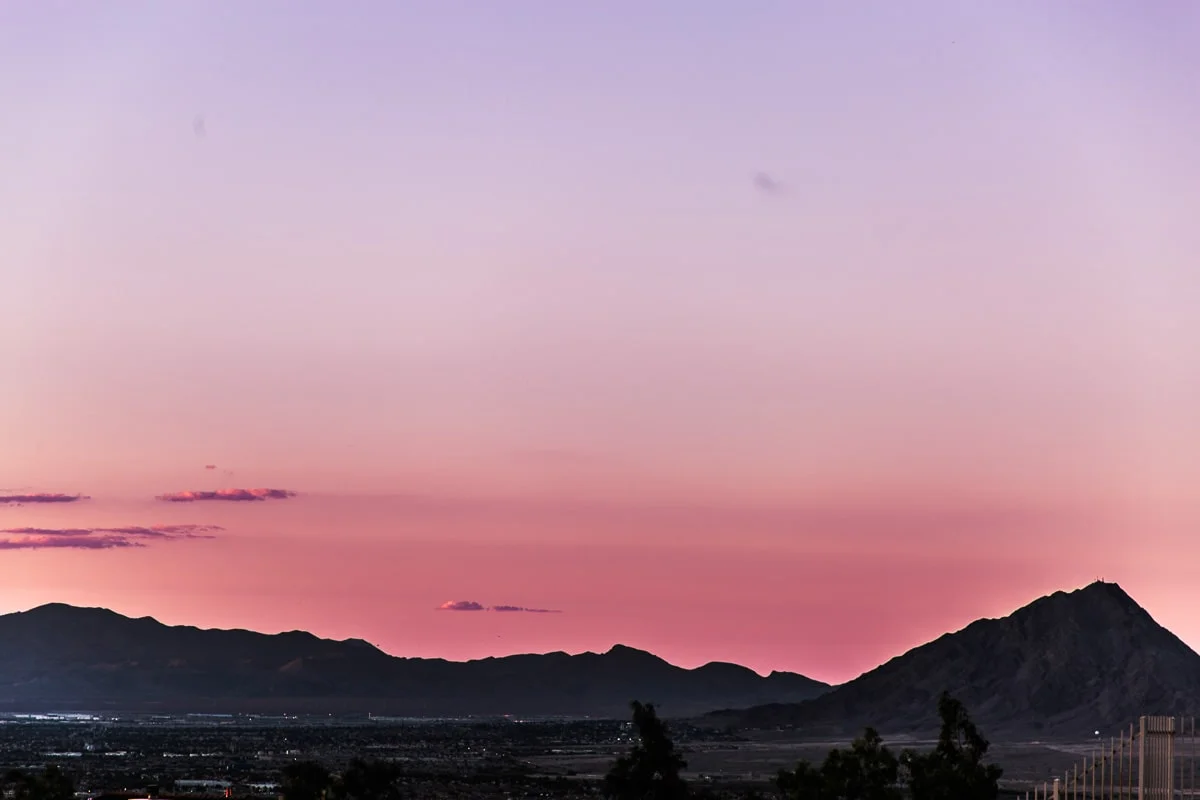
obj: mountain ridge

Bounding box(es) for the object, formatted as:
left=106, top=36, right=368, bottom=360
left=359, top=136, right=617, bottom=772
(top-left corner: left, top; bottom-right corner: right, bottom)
left=0, top=603, right=829, bottom=718
left=704, top=581, right=1200, bottom=736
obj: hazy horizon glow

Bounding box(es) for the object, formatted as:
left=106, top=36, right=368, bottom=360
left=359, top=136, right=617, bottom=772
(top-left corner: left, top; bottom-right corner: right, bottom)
left=3, top=0, right=1200, bottom=685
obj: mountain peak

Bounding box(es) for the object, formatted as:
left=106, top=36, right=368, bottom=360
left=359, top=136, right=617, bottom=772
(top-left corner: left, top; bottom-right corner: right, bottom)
left=26, top=602, right=110, bottom=615
left=603, top=644, right=664, bottom=662
left=993, top=580, right=1157, bottom=642
left=1047, top=580, right=1138, bottom=606
left=1075, top=580, right=1140, bottom=607
left=713, top=582, right=1200, bottom=736
left=20, top=603, right=139, bottom=624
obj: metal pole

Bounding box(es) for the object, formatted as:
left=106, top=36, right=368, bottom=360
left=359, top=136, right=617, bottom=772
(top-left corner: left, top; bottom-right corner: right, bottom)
left=1102, top=745, right=1107, bottom=799
left=1128, top=722, right=1135, bottom=800
left=1109, top=736, right=1115, bottom=799
left=1138, top=717, right=1146, bottom=800
left=1118, top=730, right=1124, bottom=800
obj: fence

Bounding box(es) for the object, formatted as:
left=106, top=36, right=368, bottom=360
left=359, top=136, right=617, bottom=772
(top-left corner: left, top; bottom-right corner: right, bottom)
left=1023, top=716, right=1199, bottom=799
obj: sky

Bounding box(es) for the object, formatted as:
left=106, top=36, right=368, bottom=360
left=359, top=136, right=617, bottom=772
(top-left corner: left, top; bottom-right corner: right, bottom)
left=2, top=0, right=1199, bottom=685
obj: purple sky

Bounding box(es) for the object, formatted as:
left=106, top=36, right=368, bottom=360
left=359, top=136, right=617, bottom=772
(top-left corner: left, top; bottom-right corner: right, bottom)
left=3, top=1, right=1200, bottom=681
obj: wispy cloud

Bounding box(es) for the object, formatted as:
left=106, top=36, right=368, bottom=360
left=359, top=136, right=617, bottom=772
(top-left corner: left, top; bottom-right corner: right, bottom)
left=752, top=171, right=784, bottom=195
left=0, top=493, right=90, bottom=505
left=0, top=536, right=137, bottom=550
left=490, top=605, right=562, bottom=614
left=438, top=600, right=561, bottom=613
left=156, top=488, right=296, bottom=502
left=0, top=524, right=221, bottom=551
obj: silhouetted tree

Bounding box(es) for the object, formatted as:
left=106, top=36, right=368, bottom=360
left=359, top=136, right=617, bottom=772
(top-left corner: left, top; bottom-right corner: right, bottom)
left=776, top=727, right=900, bottom=800
left=334, top=758, right=404, bottom=800
left=2, top=770, right=24, bottom=800
left=776, top=760, right=827, bottom=800
left=603, top=701, right=689, bottom=799
left=902, top=691, right=1003, bottom=800
left=281, top=761, right=334, bottom=800
left=829, top=728, right=902, bottom=800
left=4, top=767, right=75, bottom=800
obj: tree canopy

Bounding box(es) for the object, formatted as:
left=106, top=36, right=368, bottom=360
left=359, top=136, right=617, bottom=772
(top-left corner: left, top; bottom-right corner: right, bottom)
left=281, top=760, right=334, bottom=800
left=776, top=727, right=901, bottom=800
left=335, top=758, right=405, bottom=800
left=281, top=759, right=408, bottom=800
left=603, top=701, right=690, bottom=799
left=901, top=691, right=1003, bottom=800
left=3, top=767, right=76, bottom=800
left=775, top=691, right=1002, bottom=800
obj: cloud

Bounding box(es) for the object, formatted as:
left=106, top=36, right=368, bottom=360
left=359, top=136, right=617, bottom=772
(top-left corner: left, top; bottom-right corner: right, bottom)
left=156, top=488, right=296, bottom=502
left=0, top=535, right=138, bottom=551
left=204, top=464, right=217, bottom=470
left=0, top=493, right=90, bottom=505
left=0, top=524, right=221, bottom=551
left=1, top=524, right=221, bottom=538
left=490, top=605, right=562, bottom=614
left=437, top=600, right=561, bottom=613
left=752, top=171, right=784, bottom=195
left=439, top=599, right=484, bottom=614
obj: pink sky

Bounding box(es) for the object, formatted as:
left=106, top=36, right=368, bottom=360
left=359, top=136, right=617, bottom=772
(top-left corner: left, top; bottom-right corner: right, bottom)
left=2, top=1, right=1200, bottom=685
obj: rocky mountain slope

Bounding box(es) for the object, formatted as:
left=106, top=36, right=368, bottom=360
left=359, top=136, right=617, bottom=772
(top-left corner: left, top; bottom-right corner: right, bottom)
left=706, top=581, right=1200, bottom=736
left=0, top=603, right=829, bottom=717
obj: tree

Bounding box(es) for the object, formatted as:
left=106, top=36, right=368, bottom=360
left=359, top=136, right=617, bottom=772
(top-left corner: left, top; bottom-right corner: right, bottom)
left=4, top=767, right=75, bottom=800
left=334, top=758, right=404, bottom=800
left=776, top=727, right=901, bottom=800
left=828, top=728, right=902, bottom=800
left=775, top=760, right=826, bottom=800
left=281, top=761, right=334, bottom=800
left=603, top=701, right=689, bottom=799
left=901, top=691, right=1003, bottom=800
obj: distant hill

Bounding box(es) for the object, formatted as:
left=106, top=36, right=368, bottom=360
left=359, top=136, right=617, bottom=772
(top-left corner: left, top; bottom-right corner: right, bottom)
left=0, top=604, right=828, bottom=718
left=705, top=581, right=1200, bottom=737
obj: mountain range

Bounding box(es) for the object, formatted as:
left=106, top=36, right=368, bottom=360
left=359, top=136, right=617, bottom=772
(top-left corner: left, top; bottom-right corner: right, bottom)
left=4, top=581, right=1196, bottom=732
left=0, top=603, right=828, bottom=718
left=705, top=581, right=1200, bottom=737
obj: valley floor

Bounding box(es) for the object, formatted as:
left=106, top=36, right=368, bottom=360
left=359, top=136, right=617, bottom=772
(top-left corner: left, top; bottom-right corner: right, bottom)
left=0, top=717, right=1119, bottom=797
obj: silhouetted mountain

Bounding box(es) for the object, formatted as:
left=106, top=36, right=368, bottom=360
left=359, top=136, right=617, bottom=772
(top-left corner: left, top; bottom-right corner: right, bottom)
left=0, top=604, right=828, bottom=717
left=706, top=581, right=1200, bottom=737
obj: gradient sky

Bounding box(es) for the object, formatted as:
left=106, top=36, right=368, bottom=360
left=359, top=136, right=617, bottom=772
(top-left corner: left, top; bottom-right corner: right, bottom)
left=2, top=1, right=1200, bottom=685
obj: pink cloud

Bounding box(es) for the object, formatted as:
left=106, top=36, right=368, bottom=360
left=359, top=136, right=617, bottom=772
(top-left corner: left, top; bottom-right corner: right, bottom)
left=0, top=535, right=138, bottom=550
left=438, top=600, right=486, bottom=612
left=491, top=604, right=562, bottom=613
left=437, top=600, right=561, bottom=613
left=100, top=524, right=221, bottom=539
left=0, top=493, right=90, bottom=505
left=0, top=524, right=222, bottom=551
left=156, top=488, right=296, bottom=502
left=204, top=464, right=217, bottom=470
